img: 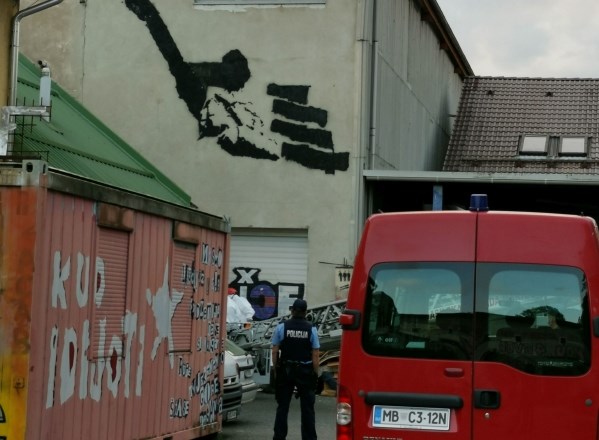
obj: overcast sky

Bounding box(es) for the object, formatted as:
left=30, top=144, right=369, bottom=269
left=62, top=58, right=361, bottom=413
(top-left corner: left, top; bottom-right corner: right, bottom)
left=436, top=0, right=599, bottom=78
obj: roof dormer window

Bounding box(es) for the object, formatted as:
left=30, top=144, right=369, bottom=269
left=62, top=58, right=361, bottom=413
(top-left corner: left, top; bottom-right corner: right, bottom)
left=519, top=135, right=589, bottom=158
left=559, top=136, right=587, bottom=156
left=520, top=135, right=548, bottom=155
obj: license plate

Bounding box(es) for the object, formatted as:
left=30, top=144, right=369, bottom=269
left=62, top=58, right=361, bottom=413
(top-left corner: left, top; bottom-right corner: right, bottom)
left=225, top=409, right=238, bottom=421
left=372, top=405, right=450, bottom=431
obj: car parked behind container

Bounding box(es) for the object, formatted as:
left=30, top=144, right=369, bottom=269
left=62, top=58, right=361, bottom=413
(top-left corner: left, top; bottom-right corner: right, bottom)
left=223, top=350, right=243, bottom=422
left=226, top=338, right=260, bottom=404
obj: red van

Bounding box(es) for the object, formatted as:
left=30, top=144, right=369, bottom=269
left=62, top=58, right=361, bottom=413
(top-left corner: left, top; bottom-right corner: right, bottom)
left=337, top=195, right=595, bottom=440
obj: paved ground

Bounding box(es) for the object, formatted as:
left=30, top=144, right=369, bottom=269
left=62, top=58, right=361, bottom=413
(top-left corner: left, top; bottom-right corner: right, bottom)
left=219, top=389, right=337, bottom=439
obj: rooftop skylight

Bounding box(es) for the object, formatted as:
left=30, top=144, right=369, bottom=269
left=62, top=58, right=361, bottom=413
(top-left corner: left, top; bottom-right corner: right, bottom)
left=520, top=135, right=548, bottom=154
left=560, top=137, right=587, bottom=156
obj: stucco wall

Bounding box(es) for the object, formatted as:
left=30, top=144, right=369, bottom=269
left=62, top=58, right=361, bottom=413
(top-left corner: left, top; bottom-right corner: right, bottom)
left=20, top=0, right=361, bottom=304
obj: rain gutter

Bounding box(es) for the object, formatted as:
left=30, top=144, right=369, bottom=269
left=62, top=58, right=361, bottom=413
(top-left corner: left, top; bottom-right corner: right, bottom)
left=363, top=170, right=599, bottom=185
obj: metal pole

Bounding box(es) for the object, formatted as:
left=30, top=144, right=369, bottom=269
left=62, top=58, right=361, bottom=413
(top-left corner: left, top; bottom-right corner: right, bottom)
left=9, top=0, right=64, bottom=106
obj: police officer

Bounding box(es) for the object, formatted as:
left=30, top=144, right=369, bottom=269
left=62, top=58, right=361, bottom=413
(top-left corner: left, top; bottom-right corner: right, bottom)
left=271, top=299, right=320, bottom=440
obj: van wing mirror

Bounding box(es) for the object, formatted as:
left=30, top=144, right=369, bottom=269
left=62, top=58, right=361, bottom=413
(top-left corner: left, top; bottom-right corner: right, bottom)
left=340, top=309, right=361, bottom=330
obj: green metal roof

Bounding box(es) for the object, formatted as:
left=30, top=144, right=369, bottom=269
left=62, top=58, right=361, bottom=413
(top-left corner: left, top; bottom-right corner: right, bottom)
left=14, top=54, right=192, bottom=207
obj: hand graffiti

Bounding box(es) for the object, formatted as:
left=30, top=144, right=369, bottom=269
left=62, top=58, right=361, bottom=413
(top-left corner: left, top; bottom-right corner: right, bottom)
left=200, top=92, right=279, bottom=161
left=124, top=0, right=250, bottom=124
left=124, top=0, right=349, bottom=173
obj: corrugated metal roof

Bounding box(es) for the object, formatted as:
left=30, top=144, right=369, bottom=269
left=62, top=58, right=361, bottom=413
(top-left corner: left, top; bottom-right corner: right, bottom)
left=443, top=76, right=599, bottom=174
left=13, top=54, right=192, bottom=207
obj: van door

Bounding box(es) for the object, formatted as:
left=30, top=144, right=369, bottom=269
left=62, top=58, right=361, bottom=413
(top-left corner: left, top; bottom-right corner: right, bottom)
left=471, top=213, right=595, bottom=439
left=339, top=212, right=479, bottom=440
left=357, top=262, right=476, bottom=439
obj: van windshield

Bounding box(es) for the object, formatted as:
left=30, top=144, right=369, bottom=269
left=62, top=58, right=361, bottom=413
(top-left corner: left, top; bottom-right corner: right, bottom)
left=363, top=262, right=590, bottom=376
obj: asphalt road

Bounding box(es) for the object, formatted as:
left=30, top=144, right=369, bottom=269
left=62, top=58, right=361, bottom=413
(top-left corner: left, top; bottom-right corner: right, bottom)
left=219, top=389, right=337, bottom=439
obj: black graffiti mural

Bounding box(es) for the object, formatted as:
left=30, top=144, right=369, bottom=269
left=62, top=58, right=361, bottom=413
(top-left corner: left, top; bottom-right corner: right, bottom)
left=124, top=0, right=349, bottom=174
left=268, top=84, right=349, bottom=174
left=124, top=0, right=249, bottom=122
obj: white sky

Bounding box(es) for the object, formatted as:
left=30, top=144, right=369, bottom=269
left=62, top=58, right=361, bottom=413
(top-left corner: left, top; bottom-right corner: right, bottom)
left=436, top=0, right=599, bottom=78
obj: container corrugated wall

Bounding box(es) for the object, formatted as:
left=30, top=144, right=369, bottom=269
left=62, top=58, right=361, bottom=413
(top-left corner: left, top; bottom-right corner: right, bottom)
left=1, top=188, right=227, bottom=440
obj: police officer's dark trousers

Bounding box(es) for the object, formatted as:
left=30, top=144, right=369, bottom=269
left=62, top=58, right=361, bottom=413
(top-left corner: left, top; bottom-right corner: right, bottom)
left=273, top=362, right=317, bottom=440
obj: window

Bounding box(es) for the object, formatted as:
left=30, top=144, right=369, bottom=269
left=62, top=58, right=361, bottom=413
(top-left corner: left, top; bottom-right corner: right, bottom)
left=560, top=136, right=587, bottom=156
left=520, top=135, right=548, bottom=155
left=362, top=262, right=474, bottom=360
left=476, top=263, right=589, bottom=376
left=362, top=262, right=590, bottom=376
left=195, top=0, right=324, bottom=5
left=519, top=134, right=589, bottom=158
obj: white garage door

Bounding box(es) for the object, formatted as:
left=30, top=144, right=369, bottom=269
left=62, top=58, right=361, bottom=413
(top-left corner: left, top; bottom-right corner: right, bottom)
left=230, top=233, right=308, bottom=284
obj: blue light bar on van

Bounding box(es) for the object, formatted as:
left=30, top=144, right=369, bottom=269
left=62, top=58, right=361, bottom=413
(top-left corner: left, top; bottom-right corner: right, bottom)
left=469, top=194, right=489, bottom=212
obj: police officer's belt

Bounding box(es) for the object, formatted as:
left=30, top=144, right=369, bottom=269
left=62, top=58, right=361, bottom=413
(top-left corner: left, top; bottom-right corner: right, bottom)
left=282, top=360, right=311, bottom=366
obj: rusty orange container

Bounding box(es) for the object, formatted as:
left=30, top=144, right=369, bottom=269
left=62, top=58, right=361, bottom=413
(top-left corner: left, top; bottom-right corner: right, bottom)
left=0, top=161, right=230, bottom=440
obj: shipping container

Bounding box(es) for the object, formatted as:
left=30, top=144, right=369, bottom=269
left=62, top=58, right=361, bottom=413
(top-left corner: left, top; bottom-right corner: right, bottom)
left=0, top=159, right=230, bottom=440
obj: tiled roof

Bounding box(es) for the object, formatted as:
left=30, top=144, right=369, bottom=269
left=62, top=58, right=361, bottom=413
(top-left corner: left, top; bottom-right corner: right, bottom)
left=13, top=55, right=193, bottom=207
left=443, top=76, right=599, bottom=174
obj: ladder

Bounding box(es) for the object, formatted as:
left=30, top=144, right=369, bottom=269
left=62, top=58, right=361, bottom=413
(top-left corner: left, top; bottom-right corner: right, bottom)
left=226, top=299, right=347, bottom=385
left=227, top=299, right=347, bottom=350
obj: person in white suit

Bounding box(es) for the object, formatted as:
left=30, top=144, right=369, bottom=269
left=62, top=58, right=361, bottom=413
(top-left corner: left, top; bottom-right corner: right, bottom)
left=227, top=287, right=255, bottom=323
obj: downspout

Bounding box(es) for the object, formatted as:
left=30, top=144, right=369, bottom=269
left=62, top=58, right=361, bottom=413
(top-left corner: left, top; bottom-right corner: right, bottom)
left=352, top=0, right=379, bottom=250
left=368, top=0, right=378, bottom=169
left=9, top=0, right=64, bottom=106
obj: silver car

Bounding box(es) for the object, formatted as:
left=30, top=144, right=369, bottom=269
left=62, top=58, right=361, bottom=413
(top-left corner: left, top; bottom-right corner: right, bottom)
left=222, top=349, right=243, bottom=422
left=225, top=338, right=260, bottom=404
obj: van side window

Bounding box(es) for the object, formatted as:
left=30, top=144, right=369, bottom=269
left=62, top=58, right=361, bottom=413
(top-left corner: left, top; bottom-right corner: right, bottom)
left=362, top=263, right=474, bottom=360
left=475, top=264, right=590, bottom=376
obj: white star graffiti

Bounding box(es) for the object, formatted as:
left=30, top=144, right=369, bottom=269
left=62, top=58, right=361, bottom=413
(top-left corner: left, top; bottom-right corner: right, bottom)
left=146, top=260, right=184, bottom=368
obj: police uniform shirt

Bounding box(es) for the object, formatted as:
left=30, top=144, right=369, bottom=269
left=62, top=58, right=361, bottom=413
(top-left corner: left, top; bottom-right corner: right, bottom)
left=272, top=319, right=320, bottom=364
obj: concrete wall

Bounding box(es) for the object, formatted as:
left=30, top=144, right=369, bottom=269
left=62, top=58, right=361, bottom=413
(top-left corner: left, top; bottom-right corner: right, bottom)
left=16, top=0, right=85, bottom=99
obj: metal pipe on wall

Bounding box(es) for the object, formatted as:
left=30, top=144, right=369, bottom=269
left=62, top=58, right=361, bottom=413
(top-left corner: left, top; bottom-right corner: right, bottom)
left=9, top=0, right=63, bottom=106
left=368, top=0, right=378, bottom=170
left=352, top=0, right=378, bottom=248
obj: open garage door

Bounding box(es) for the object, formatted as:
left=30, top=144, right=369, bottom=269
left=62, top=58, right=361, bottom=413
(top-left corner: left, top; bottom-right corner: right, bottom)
left=229, top=231, right=308, bottom=319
